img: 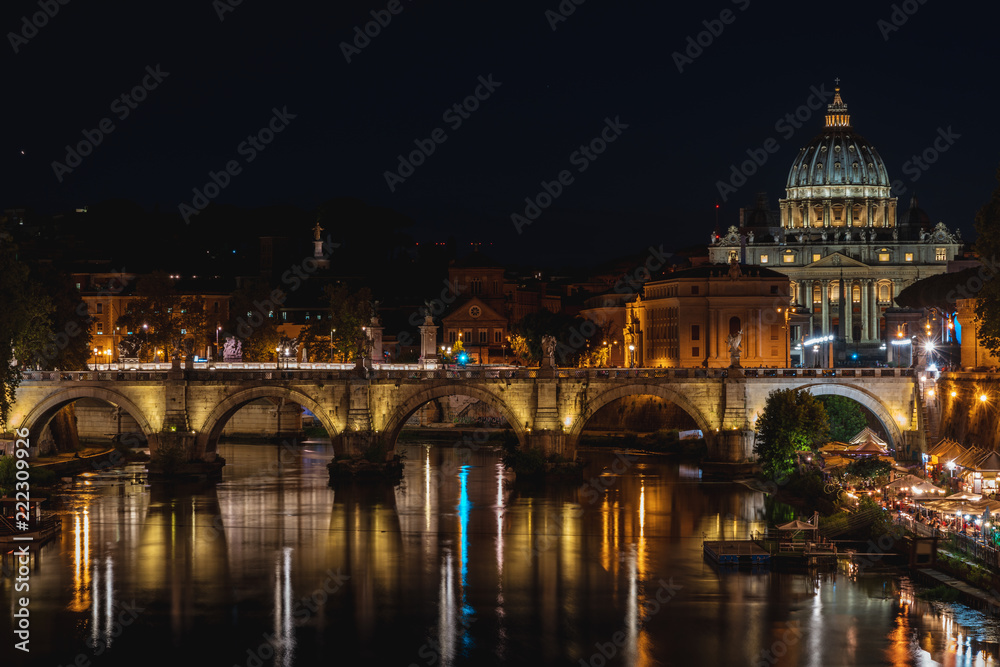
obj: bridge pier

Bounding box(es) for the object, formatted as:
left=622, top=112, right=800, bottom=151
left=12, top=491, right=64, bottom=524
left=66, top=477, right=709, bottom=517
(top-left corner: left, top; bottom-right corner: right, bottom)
left=707, top=429, right=756, bottom=463
left=524, top=430, right=568, bottom=459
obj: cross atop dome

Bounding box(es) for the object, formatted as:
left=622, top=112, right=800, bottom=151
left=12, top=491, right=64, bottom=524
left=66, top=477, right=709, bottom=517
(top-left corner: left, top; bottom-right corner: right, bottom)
left=825, top=82, right=851, bottom=129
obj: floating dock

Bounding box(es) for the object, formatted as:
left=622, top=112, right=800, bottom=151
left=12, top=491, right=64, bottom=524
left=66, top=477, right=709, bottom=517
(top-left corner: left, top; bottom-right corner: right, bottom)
left=703, top=540, right=771, bottom=565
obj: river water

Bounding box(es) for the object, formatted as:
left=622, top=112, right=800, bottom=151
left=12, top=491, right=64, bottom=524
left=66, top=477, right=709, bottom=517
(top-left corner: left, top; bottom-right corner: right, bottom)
left=4, top=443, right=1000, bottom=666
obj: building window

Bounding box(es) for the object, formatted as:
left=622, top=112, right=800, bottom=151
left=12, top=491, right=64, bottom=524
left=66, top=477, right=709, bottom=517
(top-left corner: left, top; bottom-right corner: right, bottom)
left=812, top=254, right=821, bottom=263
left=479, top=331, right=487, bottom=343
left=760, top=254, right=769, bottom=264
left=214, top=301, right=220, bottom=312
left=494, top=330, right=501, bottom=343
left=449, top=331, right=456, bottom=343
left=96, top=323, right=103, bottom=335
left=783, top=254, right=795, bottom=263
left=691, top=286, right=699, bottom=295
left=96, top=303, right=103, bottom=314
left=904, top=253, right=913, bottom=262
left=464, top=331, right=472, bottom=342
left=691, top=347, right=699, bottom=357
left=770, top=324, right=779, bottom=341
left=853, top=285, right=861, bottom=302
left=935, top=247, right=947, bottom=261
left=180, top=329, right=187, bottom=334
left=770, top=286, right=779, bottom=295
left=691, top=325, right=700, bottom=341
left=879, top=283, right=890, bottom=302
left=878, top=253, right=890, bottom=262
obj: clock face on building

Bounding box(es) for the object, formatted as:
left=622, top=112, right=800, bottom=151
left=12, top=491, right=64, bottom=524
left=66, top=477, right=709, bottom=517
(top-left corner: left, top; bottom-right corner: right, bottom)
left=469, top=305, right=482, bottom=318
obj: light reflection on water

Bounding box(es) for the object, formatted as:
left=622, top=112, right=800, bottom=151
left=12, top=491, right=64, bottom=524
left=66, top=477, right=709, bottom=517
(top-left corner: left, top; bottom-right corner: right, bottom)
left=3, top=443, right=1000, bottom=665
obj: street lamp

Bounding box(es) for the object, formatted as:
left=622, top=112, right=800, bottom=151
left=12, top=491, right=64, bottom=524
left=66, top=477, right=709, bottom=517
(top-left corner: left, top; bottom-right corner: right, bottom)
left=628, top=344, right=635, bottom=368
left=330, top=328, right=336, bottom=363
left=104, top=349, right=111, bottom=370
left=276, top=346, right=281, bottom=370
left=216, top=325, right=221, bottom=359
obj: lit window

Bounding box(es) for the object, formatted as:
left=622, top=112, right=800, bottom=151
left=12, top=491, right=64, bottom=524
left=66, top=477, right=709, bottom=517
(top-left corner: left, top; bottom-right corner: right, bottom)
left=936, top=247, right=947, bottom=261
left=879, top=284, right=890, bottom=302
left=879, top=253, right=890, bottom=262
left=853, top=285, right=861, bottom=302
left=760, top=254, right=769, bottom=264
left=812, top=254, right=821, bottom=263
left=783, top=254, right=795, bottom=263
left=905, top=253, right=913, bottom=262
left=180, top=329, right=187, bottom=334
left=96, top=323, right=103, bottom=335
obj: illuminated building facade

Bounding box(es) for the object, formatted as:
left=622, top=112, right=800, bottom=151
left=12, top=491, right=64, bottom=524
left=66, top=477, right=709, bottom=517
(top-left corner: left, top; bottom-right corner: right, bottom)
left=709, top=86, right=961, bottom=364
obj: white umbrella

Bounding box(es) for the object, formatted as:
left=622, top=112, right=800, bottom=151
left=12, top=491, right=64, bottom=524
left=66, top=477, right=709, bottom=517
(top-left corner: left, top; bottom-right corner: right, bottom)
left=911, top=480, right=945, bottom=495
left=885, top=474, right=924, bottom=490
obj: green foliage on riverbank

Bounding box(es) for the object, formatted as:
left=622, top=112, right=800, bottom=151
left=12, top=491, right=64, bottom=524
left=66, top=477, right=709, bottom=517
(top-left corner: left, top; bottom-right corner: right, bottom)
left=755, top=389, right=829, bottom=479
left=0, top=455, right=14, bottom=495
left=917, top=585, right=961, bottom=602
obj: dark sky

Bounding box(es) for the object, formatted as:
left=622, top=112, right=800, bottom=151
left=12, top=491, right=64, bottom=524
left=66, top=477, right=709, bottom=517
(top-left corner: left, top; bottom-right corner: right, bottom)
left=4, top=0, right=999, bottom=265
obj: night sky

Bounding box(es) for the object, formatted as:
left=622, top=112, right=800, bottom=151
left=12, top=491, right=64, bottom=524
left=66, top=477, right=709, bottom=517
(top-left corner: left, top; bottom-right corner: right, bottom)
left=4, top=0, right=999, bottom=265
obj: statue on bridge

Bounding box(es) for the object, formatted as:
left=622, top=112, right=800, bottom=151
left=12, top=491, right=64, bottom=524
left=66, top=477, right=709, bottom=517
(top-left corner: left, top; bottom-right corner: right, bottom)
left=118, top=335, right=143, bottom=360
left=222, top=337, right=242, bottom=361
left=541, top=335, right=557, bottom=369
left=726, top=330, right=743, bottom=369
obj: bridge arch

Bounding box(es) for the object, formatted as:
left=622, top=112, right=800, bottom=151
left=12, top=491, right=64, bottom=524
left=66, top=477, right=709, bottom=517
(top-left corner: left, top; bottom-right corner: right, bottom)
left=19, top=387, right=157, bottom=449
left=195, top=387, right=339, bottom=457
left=380, top=383, right=528, bottom=454
left=794, top=383, right=904, bottom=450
left=565, top=383, right=716, bottom=452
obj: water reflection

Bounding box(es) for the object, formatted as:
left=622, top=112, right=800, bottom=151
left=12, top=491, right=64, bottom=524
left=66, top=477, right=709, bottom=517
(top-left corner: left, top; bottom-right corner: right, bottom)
left=4, top=444, right=1000, bottom=665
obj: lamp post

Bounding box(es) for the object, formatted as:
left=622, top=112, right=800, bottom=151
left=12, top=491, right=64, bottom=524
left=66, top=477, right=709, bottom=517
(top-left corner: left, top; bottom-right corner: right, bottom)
left=276, top=346, right=281, bottom=370
left=330, top=328, right=335, bottom=363
left=92, top=348, right=98, bottom=369
left=216, top=325, right=221, bottom=360
left=628, top=344, right=635, bottom=368
left=104, top=349, right=111, bottom=370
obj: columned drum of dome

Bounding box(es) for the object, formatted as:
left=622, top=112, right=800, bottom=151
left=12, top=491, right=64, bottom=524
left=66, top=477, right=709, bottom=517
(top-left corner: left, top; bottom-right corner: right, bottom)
left=779, top=88, right=897, bottom=230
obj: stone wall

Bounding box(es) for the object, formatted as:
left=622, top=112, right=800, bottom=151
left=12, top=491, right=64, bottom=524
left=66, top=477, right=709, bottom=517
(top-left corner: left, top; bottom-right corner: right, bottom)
left=936, top=374, right=1000, bottom=450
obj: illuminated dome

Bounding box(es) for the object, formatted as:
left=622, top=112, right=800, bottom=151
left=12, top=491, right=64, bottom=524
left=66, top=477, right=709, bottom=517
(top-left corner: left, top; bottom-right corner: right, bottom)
left=779, top=85, right=897, bottom=229
left=786, top=88, right=891, bottom=198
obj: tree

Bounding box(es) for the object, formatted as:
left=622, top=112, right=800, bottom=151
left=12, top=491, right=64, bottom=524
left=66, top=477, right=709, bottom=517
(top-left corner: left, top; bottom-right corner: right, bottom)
left=300, top=284, right=373, bottom=362
left=974, top=165, right=1000, bottom=357
left=0, top=235, right=53, bottom=429
left=510, top=310, right=603, bottom=367
left=27, top=266, right=92, bottom=370
left=818, top=395, right=867, bottom=443
left=754, top=389, right=829, bottom=479
left=115, top=272, right=185, bottom=360
left=227, top=279, right=282, bottom=362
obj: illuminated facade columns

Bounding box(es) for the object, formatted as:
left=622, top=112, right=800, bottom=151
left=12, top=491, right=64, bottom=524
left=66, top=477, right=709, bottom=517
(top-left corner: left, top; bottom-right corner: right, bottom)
left=820, top=280, right=830, bottom=336
left=844, top=280, right=853, bottom=343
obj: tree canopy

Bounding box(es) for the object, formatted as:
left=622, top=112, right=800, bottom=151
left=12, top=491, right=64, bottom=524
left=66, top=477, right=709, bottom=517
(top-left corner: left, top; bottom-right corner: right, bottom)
left=510, top=310, right=605, bottom=367
left=974, top=165, right=1000, bottom=357
left=0, top=235, right=54, bottom=430
left=817, top=395, right=867, bottom=443
left=299, top=284, right=373, bottom=362
left=754, top=389, right=829, bottom=479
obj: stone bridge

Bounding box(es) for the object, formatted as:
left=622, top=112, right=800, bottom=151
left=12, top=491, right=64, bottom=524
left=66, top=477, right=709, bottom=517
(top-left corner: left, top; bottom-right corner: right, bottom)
left=10, top=366, right=925, bottom=464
